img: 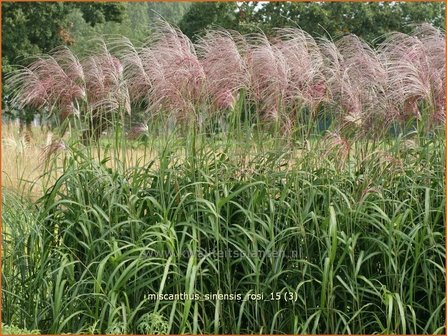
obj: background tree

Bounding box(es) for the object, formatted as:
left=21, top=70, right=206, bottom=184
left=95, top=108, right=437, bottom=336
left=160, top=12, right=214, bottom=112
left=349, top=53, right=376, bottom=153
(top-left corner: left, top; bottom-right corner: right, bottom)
left=2, top=2, right=125, bottom=65
left=256, top=2, right=445, bottom=42
left=67, top=2, right=191, bottom=55
left=178, top=2, right=240, bottom=41
left=4, top=1, right=444, bottom=71
left=178, top=2, right=445, bottom=43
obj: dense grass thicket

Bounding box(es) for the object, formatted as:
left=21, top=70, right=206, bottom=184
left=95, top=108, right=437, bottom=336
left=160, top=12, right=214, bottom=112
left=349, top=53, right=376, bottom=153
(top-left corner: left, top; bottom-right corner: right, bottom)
left=3, top=129, right=445, bottom=334
left=2, top=20, right=446, bottom=334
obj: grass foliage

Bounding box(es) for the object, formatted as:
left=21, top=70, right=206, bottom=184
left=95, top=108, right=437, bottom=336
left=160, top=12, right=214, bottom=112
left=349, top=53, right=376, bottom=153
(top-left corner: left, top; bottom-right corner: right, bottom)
left=1, top=323, right=40, bottom=335
left=2, top=126, right=445, bottom=334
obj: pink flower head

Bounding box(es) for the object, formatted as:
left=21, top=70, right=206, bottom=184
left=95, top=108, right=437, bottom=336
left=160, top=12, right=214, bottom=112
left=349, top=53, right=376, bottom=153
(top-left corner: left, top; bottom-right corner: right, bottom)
left=214, top=90, right=236, bottom=110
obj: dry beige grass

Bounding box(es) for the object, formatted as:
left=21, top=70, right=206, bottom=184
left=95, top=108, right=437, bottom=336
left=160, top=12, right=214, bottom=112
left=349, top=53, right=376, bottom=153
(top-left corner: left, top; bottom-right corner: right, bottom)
left=2, top=124, right=304, bottom=200
left=2, top=125, right=50, bottom=200
left=1, top=124, right=159, bottom=200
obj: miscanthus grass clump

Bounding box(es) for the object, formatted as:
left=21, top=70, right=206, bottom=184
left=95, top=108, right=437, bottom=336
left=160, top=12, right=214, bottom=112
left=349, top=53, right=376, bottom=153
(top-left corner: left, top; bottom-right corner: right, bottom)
left=2, top=20, right=445, bottom=335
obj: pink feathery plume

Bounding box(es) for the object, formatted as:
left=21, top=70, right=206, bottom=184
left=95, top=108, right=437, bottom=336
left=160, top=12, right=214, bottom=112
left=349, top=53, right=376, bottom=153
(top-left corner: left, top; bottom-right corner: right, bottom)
left=82, top=40, right=130, bottom=118
left=144, top=19, right=206, bottom=123
left=323, top=131, right=351, bottom=166
left=379, top=32, right=427, bottom=121
left=322, top=35, right=387, bottom=133
left=40, top=139, right=67, bottom=161
left=7, top=47, right=85, bottom=121
left=274, top=28, right=328, bottom=110
left=127, top=123, right=149, bottom=140
left=113, top=36, right=155, bottom=108
left=413, top=24, right=445, bottom=125
left=379, top=24, right=445, bottom=126
left=196, top=29, right=248, bottom=113
left=246, top=32, right=288, bottom=122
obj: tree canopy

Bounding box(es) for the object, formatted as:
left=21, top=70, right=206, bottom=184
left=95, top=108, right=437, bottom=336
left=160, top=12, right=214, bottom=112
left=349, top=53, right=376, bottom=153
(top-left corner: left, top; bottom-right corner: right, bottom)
left=3, top=1, right=444, bottom=66
left=252, top=2, right=445, bottom=42
left=178, top=2, right=445, bottom=43
left=2, top=2, right=125, bottom=65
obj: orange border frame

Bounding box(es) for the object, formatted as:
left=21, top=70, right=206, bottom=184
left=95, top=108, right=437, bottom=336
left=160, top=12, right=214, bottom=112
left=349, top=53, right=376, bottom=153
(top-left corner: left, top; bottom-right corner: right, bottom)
left=0, top=1, right=445, bottom=335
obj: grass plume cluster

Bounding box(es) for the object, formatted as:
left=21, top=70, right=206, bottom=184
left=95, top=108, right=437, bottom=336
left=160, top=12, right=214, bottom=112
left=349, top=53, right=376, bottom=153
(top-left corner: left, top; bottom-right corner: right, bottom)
left=6, top=21, right=445, bottom=137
